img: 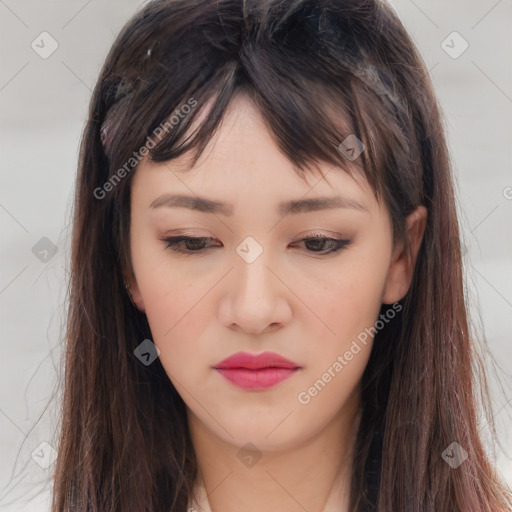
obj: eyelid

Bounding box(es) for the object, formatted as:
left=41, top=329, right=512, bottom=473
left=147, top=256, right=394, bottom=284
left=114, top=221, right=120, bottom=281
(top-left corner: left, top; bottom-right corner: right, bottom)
left=160, top=231, right=343, bottom=243
left=295, top=230, right=343, bottom=240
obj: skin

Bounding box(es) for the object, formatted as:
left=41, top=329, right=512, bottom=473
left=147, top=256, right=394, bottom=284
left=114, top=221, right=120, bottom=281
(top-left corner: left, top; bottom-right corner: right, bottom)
left=126, top=93, right=427, bottom=512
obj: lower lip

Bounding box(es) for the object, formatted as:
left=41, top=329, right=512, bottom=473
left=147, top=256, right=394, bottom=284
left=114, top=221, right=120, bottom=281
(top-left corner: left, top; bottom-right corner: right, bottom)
left=215, top=367, right=299, bottom=390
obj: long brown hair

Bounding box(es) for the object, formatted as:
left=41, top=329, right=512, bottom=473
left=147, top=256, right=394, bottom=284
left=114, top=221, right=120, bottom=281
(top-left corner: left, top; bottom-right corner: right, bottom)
left=52, top=0, right=511, bottom=510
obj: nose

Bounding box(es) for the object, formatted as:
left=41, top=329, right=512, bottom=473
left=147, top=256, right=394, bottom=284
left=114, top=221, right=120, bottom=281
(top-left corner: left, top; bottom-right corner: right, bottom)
left=218, top=245, right=292, bottom=335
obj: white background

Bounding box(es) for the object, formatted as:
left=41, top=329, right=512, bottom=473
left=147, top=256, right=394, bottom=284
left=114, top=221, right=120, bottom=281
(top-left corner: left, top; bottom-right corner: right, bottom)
left=0, top=0, right=511, bottom=509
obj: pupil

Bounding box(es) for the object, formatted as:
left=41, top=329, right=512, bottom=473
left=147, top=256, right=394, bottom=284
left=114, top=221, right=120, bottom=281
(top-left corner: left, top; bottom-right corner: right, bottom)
left=188, top=238, right=205, bottom=250
left=306, top=238, right=328, bottom=251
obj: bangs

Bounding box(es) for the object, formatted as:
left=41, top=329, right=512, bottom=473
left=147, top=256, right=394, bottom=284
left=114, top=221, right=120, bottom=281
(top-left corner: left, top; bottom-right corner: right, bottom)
left=149, top=66, right=374, bottom=192
left=99, top=0, right=421, bottom=241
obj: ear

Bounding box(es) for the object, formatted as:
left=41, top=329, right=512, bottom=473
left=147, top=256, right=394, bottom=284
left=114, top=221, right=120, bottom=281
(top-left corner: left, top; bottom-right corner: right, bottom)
left=382, top=206, right=427, bottom=304
left=123, top=269, right=146, bottom=313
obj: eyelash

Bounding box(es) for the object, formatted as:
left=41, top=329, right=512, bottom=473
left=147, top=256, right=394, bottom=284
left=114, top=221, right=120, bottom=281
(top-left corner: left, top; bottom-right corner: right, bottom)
left=160, top=235, right=352, bottom=256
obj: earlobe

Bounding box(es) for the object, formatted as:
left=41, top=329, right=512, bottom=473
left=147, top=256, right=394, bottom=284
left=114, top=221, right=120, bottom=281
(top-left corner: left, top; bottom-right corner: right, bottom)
left=382, top=206, right=427, bottom=304
left=123, top=271, right=146, bottom=312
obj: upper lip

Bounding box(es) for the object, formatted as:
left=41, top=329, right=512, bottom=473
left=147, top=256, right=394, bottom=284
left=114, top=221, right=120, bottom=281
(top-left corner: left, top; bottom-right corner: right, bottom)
left=213, top=351, right=301, bottom=370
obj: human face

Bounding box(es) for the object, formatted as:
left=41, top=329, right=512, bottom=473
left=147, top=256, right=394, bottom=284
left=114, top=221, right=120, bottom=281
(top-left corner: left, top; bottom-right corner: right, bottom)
left=127, top=94, right=404, bottom=452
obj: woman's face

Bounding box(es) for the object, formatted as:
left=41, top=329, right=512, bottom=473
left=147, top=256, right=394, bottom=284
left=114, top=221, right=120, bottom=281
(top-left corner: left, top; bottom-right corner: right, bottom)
left=127, top=94, right=415, bottom=451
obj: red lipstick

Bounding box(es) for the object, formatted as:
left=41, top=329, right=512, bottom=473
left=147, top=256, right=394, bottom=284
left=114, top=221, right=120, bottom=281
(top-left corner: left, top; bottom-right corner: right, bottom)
left=213, top=351, right=301, bottom=390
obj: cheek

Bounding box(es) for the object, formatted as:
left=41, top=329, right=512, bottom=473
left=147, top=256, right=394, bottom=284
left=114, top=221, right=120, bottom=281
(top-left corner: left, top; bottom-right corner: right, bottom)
left=289, top=260, right=388, bottom=430
left=139, top=272, right=210, bottom=353
left=132, top=253, right=219, bottom=386
left=140, top=282, right=216, bottom=401
left=288, top=247, right=390, bottom=411
left=295, top=252, right=390, bottom=349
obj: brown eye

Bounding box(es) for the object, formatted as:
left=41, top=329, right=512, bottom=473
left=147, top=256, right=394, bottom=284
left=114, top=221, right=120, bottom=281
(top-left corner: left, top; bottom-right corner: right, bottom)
left=294, top=236, right=351, bottom=255
left=161, top=236, right=219, bottom=254
left=160, top=235, right=351, bottom=256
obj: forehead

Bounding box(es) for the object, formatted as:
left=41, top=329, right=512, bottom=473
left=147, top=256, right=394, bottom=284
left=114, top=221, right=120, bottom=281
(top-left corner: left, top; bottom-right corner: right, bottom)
left=132, top=95, right=378, bottom=216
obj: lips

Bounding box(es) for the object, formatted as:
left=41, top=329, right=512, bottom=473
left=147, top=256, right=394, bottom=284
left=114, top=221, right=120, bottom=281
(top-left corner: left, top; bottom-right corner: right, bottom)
left=214, top=351, right=300, bottom=370
left=213, top=351, right=301, bottom=390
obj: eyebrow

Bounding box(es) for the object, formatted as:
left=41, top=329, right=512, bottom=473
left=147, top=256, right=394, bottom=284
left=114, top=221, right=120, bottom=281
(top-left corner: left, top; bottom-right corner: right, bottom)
left=149, top=193, right=369, bottom=216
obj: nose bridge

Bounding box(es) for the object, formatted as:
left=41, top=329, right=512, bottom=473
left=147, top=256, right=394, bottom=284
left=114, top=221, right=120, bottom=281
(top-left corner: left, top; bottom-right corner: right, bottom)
left=220, top=234, right=289, bottom=333
left=233, top=234, right=275, bottom=303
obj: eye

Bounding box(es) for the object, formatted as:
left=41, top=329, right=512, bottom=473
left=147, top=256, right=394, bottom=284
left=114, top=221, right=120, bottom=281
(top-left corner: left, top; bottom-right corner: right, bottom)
left=295, top=235, right=352, bottom=255
left=160, top=236, right=219, bottom=254
left=160, top=235, right=352, bottom=256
